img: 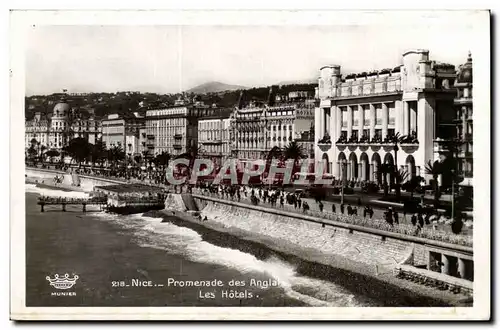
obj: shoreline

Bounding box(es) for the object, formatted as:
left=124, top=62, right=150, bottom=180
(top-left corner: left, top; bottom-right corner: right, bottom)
left=153, top=208, right=472, bottom=307
left=23, top=176, right=472, bottom=306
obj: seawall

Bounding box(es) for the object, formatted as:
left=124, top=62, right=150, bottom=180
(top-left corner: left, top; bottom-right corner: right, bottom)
left=25, top=168, right=473, bottom=300
left=171, top=194, right=474, bottom=297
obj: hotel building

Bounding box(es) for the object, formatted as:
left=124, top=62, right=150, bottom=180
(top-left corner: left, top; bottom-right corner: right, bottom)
left=197, top=108, right=233, bottom=166
left=231, top=94, right=316, bottom=161
left=144, top=101, right=205, bottom=157
left=434, top=52, right=474, bottom=188
left=25, top=95, right=101, bottom=152
left=315, top=49, right=457, bottom=184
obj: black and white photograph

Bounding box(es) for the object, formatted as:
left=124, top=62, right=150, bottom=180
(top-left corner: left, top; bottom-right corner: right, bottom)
left=9, top=9, right=490, bottom=320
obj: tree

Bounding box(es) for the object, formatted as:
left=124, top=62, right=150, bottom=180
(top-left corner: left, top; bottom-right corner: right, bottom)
left=63, top=138, right=92, bottom=167
left=283, top=141, right=305, bottom=161
left=134, top=155, right=142, bottom=165
left=394, top=169, right=409, bottom=200
left=424, top=159, right=442, bottom=206
left=27, top=146, right=38, bottom=162
left=154, top=151, right=171, bottom=168
left=107, top=145, right=125, bottom=167
left=402, top=175, right=425, bottom=198
left=91, top=140, right=107, bottom=166
left=283, top=141, right=306, bottom=177
left=45, top=149, right=60, bottom=163
left=264, top=146, right=283, bottom=179
left=390, top=132, right=409, bottom=194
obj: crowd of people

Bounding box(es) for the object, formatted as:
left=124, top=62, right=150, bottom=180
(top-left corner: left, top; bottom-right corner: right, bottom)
left=28, top=163, right=468, bottom=241
left=194, top=182, right=454, bottom=237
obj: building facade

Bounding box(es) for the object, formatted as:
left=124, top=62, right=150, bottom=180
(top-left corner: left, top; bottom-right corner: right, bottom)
left=144, top=104, right=201, bottom=157
left=101, top=112, right=145, bottom=158
left=455, top=53, right=473, bottom=187
left=231, top=98, right=316, bottom=161
left=25, top=95, right=101, bottom=152
left=434, top=53, right=473, bottom=188
left=197, top=109, right=232, bottom=166
left=101, top=114, right=126, bottom=149
left=315, top=49, right=457, bottom=184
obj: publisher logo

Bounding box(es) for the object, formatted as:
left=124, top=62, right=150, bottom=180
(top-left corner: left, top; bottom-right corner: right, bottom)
left=46, top=273, right=79, bottom=296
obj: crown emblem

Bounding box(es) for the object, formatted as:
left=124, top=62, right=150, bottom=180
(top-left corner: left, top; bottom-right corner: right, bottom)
left=46, top=273, right=79, bottom=290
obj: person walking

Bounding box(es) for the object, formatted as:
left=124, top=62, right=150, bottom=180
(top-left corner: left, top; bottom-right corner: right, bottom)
left=418, top=213, right=424, bottom=228
left=347, top=204, right=352, bottom=216
left=411, top=213, right=417, bottom=226
left=331, top=203, right=336, bottom=213
left=319, top=201, right=324, bottom=213
left=340, top=203, right=345, bottom=215
left=393, top=211, right=399, bottom=225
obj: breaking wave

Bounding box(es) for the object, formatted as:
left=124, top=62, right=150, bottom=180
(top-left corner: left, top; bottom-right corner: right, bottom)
left=93, top=212, right=361, bottom=307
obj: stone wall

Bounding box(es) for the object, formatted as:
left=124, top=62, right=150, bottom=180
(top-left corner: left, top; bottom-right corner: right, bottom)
left=189, top=194, right=473, bottom=276
left=187, top=196, right=413, bottom=270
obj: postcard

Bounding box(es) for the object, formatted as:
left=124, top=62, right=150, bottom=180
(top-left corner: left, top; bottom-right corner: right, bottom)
left=10, top=9, right=490, bottom=320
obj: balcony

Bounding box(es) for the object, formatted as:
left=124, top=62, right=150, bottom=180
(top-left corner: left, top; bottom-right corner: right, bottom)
left=317, top=134, right=332, bottom=151
left=173, top=144, right=182, bottom=150
left=201, top=139, right=222, bottom=145
left=174, top=134, right=182, bottom=139
left=147, top=134, right=155, bottom=139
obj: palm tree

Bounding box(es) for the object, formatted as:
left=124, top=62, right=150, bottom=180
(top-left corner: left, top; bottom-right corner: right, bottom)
left=264, top=146, right=283, bottom=178
left=425, top=159, right=442, bottom=207
left=394, top=169, right=409, bottom=200
left=283, top=141, right=306, bottom=176
left=283, top=141, right=305, bottom=161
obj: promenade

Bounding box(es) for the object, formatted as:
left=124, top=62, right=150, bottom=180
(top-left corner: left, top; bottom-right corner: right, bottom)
left=26, top=166, right=473, bottom=247
left=192, top=188, right=472, bottom=247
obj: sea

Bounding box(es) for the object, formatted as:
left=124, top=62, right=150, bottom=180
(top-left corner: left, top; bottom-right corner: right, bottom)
left=25, top=183, right=447, bottom=307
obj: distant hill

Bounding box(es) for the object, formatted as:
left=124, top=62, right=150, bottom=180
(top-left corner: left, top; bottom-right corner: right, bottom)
left=276, top=78, right=317, bottom=86
left=186, top=81, right=247, bottom=94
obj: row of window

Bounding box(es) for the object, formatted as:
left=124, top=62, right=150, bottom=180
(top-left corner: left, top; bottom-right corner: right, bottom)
left=339, top=128, right=399, bottom=140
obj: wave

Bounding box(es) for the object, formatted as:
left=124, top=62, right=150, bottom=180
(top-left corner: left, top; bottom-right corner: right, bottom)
left=94, top=212, right=360, bottom=307
left=25, top=183, right=90, bottom=199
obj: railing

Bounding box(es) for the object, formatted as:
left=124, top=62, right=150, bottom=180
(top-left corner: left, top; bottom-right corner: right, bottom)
left=192, top=188, right=473, bottom=248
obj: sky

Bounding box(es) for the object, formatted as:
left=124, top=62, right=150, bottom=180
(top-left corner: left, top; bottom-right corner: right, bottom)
left=25, top=22, right=478, bottom=96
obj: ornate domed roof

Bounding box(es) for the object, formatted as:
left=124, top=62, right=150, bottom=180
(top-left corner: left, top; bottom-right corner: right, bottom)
left=457, top=52, right=472, bottom=84
left=53, top=99, right=70, bottom=117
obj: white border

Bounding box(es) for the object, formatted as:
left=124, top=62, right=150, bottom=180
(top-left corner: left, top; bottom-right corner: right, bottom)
left=9, top=9, right=491, bottom=321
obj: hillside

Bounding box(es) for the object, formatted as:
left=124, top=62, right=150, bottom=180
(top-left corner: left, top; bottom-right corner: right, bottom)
left=186, top=81, right=247, bottom=94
